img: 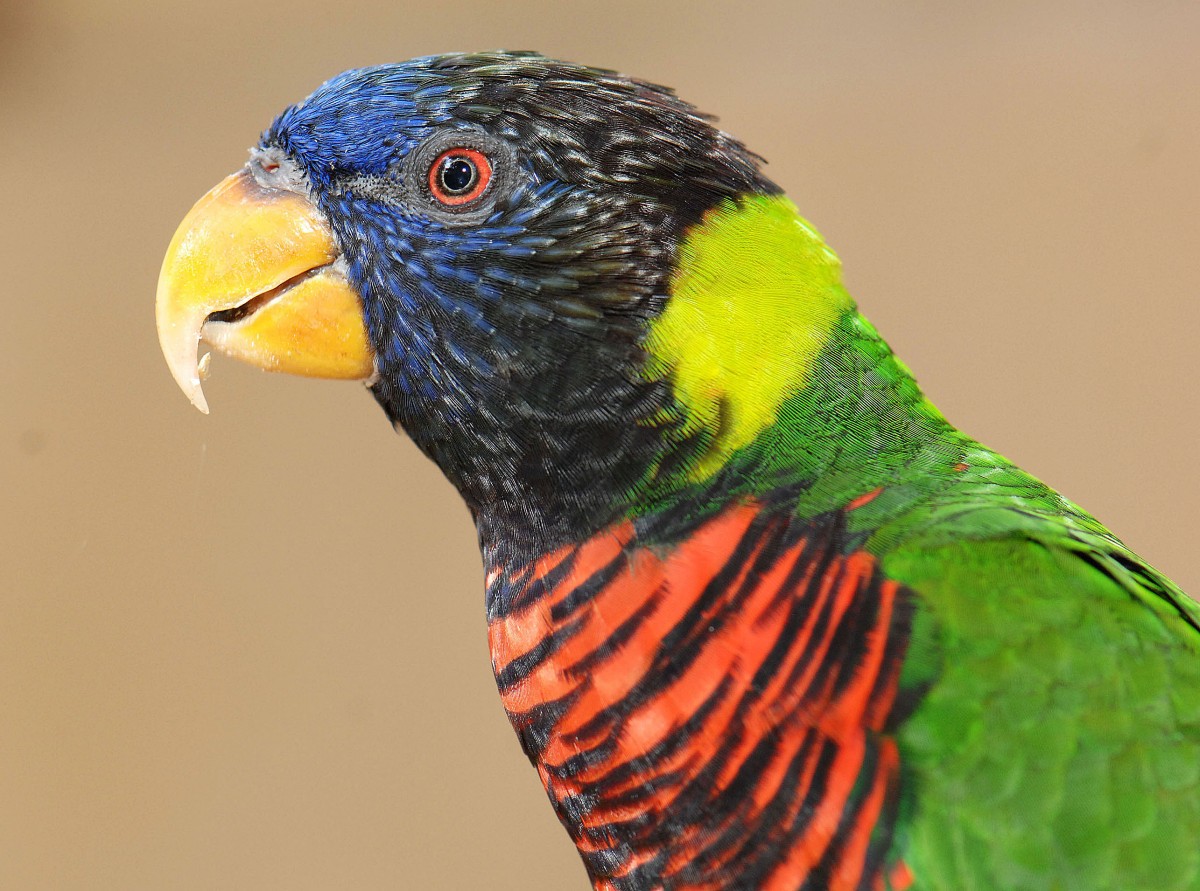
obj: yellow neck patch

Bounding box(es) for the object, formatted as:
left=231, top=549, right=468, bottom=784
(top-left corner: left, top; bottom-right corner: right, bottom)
left=645, top=194, right=853, bottom=480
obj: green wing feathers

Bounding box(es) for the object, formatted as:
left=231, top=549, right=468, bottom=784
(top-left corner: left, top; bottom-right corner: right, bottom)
left=882, top=490, right=1200, bottom=890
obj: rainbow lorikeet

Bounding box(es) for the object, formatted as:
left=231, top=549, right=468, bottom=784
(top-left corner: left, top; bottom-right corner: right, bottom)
left=155, top=52, right=1200, bottom=890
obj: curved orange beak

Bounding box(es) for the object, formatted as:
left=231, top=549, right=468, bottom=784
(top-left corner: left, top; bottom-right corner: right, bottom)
left=155, top=168, right=375, bottom=413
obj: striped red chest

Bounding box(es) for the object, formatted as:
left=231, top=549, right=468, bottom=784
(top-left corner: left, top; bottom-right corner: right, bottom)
left=486, top=500, right=916, bottom=891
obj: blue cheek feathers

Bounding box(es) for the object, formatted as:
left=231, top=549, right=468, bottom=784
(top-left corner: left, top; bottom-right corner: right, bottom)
left=320, top=191, right=542, bottom=400
left=321, top=169, right=587, bottom=399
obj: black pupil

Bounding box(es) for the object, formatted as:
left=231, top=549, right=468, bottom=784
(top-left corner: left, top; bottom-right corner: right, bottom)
left=440, top=156, right=477, bottom=195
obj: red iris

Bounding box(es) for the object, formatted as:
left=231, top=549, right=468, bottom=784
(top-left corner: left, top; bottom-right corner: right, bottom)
left=428, top=147, right=492, bottom=206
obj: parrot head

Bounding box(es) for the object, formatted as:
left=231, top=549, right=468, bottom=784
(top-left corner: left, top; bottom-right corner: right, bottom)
left=156, top=52, right=847, bottom=547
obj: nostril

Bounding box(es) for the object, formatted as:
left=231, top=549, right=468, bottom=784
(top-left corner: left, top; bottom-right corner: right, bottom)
left=248, top=147, right=308, bottom=194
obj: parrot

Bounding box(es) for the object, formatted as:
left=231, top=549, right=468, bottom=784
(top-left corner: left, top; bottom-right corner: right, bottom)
left=155, top=51, right=1200, bottom=891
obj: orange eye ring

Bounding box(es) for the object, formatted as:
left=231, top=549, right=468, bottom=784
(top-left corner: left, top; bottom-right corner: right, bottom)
left=428, top=147, right=492, bottom=206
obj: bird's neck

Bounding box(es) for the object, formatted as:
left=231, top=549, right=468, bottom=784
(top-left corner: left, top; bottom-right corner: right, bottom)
left=476, top=195, right=961, bottom=565
left=626, top=307, right=961, bottom=530
left=475, top=302, right=953, bottom=886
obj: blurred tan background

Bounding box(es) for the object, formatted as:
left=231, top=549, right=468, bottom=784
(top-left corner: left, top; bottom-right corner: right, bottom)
left=2, top=1, right=1198, bottom=888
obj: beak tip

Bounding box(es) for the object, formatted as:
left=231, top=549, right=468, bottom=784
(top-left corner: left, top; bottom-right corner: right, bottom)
left=156, top=307, right=212, bottom=414
left=169, top=365, right=211, bottom=414
left=189, top=389, right=211, bottom=415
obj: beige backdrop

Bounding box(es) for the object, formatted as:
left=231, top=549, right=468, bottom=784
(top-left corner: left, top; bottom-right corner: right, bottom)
left=2, top=2, right=1198, bottom=888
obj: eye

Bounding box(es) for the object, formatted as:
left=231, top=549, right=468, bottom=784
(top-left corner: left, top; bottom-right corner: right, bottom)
left=428, top=147, right=492, bottom=206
